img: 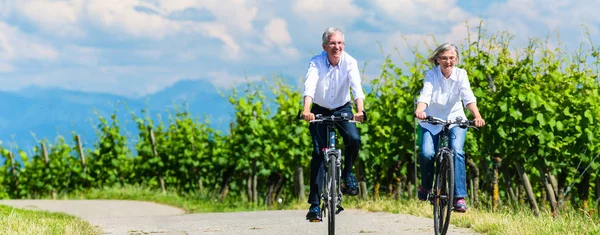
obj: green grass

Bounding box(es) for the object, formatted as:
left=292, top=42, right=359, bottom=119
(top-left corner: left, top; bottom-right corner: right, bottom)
left=20, top=185, right=600, bottom=235
left=343, top=197, right=600, bottom=235
left=0, top=204, right=100, bottom=235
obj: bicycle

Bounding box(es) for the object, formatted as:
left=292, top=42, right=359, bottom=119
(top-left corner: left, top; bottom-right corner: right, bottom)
left=419, top=116, right=475, bottom=235
left=298, top=110, right=366, bottom=235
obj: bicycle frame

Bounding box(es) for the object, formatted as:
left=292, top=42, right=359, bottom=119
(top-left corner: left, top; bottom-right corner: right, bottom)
left=421, top=116, right=474, bottom=235
left=322, top=121, right=343, bottom=214
left=311, top=115, right=350, bottom=213
left=298, top=110, right=366, bottom=235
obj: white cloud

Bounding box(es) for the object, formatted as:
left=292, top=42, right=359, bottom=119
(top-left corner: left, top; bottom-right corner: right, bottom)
left=87, top=0, right=182, bottom=39
left=63, top=45, right=99, bottom=66
left=292, top=0, right=362, bottom=30
left=443, top=19, right=485, bottom=46
left=196, top=23, right=241, bottom=59
left=14, top=0, right=85, bottom=37
left=263, top=18, right=290, bottom=47
left=82, top=0, right=262, bottom=59
left=484, top=0, right=600, bottom=46
left=155, top=0, right=258, bottom=32
left=0, top=0, right=14, bottom=18
left=263, top=18, right=299, bottom=58
left=371, top=0, right=468, bottom=26
left=208, top=70, right=262, bottom=88
left=0, top=21, right=58, bottom=63
left=0, top=62, right=14, bottom=72
left=0, top=0, right=599, bottom=96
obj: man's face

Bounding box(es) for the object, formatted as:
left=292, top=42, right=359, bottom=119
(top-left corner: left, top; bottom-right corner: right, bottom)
left=436, top=49, right=457, bottom=70
left=322, top=33, right=345, bottom=59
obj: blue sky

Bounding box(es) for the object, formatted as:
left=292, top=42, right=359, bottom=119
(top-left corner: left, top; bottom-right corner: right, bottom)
left=0, top=0, right=598, bottom=97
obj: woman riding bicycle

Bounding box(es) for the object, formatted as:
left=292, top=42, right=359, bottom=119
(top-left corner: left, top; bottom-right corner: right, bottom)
left=414, top=43, right=485, bottom=212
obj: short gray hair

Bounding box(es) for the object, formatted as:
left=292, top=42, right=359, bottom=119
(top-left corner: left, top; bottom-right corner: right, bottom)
left=428, top=43, right=460, bottom=65
left=322, top=27, right=345, bottom=45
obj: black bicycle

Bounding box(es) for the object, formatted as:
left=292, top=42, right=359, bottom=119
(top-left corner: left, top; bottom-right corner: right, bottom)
left=298, top=110, right=366, bottom=235
left=420, top=116, right=474, bottom=235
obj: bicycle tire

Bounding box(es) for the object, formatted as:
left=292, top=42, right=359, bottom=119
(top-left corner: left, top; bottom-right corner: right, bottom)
left=327, top=152, right=337, bottom=235
left=433, top=150, right=454, bottom=235
left=320, top=162, right=328, bottom=223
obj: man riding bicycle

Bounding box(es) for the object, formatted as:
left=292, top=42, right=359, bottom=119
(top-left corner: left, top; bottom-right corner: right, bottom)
left=301, top=27, right=366, bottom=221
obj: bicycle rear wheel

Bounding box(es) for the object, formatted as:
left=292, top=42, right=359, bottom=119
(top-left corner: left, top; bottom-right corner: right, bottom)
left=433, top=151, right=454, bottom=235
left=327, top=153, right=337, bottom=235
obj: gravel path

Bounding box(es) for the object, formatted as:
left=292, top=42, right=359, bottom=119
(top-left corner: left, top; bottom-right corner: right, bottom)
left=0, top=200, right=479, bottom=235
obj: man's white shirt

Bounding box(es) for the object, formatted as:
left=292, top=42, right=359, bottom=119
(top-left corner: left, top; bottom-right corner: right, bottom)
left=303, top=51, right=365, bottom=109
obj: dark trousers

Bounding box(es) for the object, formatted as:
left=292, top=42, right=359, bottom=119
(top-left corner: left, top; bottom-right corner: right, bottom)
left=307, top=102, right=361, bottom=205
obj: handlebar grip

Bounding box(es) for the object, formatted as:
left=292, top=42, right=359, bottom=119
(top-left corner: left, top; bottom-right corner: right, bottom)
left=362, top=110, right=368, bottom=122
left=296, top=110, right=303, bottom=120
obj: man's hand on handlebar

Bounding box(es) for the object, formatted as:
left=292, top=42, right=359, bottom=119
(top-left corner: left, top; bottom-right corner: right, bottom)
left=353, top=111, right=364, bottom=122
left=302, top=110, right=315, bottom=122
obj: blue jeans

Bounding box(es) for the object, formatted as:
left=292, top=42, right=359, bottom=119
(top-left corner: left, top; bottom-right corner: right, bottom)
left=307, top=103, right=361, bottom=205
left=419, top=126, right=468, bottom=198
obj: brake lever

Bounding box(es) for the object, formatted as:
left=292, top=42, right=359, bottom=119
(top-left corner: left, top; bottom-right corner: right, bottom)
left=296, top=110, right=303, bottom=120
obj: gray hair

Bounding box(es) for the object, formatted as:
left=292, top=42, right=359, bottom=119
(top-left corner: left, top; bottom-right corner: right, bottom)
left=322, top=27, right=345, bottom=45
left=427, top=43, right=460, bottom=65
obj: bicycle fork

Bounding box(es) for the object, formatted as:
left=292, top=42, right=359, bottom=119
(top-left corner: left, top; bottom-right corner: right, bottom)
left=430, top=148, right=450, bottom=204
left=323, top=148, right=344, bottom=215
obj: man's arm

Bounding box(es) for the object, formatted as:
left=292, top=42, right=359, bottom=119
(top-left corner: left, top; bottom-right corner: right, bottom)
left=302, top=96, right=315, bottom=121
left=302, top=60, right=319, bottom=121
left=355, top=98, right=364, bottom=113
left=352, top=98, right=365, bottom=122
left=348, top=59, right=366, bottom=122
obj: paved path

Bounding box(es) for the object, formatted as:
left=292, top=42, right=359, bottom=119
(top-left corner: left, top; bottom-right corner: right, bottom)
left=0, top=200, right=479, bottom=235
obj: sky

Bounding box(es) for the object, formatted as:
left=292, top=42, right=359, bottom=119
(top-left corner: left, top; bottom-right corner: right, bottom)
left=0, top=0, right=598, bottom=98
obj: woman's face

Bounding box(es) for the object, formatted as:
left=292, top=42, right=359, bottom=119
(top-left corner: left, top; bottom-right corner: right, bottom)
left=436, top=49, right=457, bottom=71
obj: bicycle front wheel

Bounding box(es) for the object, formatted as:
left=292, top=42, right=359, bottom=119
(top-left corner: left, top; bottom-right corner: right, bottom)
left=433, top=151, right=454, bottom=235
left=327, top=153, right=337, bottom=235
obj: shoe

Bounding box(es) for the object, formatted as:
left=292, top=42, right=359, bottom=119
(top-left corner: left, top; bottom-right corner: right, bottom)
left=342, top=173, right=359, bottom=196
left=418, top=186, right=429, bottom=201
left=453, top=198, right=468, bottom=213
left=306, top=204, right=321, bottom=221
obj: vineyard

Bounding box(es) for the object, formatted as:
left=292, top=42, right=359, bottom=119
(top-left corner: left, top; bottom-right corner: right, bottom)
left=1, top=28, right=599, bottom=217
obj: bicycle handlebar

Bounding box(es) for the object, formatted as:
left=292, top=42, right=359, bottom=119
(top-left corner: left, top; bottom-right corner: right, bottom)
left=296, top=110, right=368, bottom=122
left=420, top=116, right=475, bottom=129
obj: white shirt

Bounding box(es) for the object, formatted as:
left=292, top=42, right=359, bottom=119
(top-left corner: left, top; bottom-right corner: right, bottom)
left=303, top=51, right=366, bottom=109
left=417, top=65, right=477, bottom=135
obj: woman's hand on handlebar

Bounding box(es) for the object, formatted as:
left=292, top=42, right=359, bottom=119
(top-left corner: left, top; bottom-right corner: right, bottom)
left=473, top=117, right=485, bottom=127
left=414, top=111, right=427, bottom=120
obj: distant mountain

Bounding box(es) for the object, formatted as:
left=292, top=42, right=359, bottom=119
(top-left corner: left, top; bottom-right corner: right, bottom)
left=0, top=79, right=234, bottom=152
left=0, top=75, right=323, bottom=153
left=145, top=79, right=234, bottom=126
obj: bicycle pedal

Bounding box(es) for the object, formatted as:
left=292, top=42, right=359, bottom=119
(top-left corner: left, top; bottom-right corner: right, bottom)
left=336, top=206, right=344, bottom=214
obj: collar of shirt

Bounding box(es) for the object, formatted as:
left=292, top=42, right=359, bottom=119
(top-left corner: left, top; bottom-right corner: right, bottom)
left=436, top=65, right=458, bottom=81
left=323, top=50, right=343, bottom=70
